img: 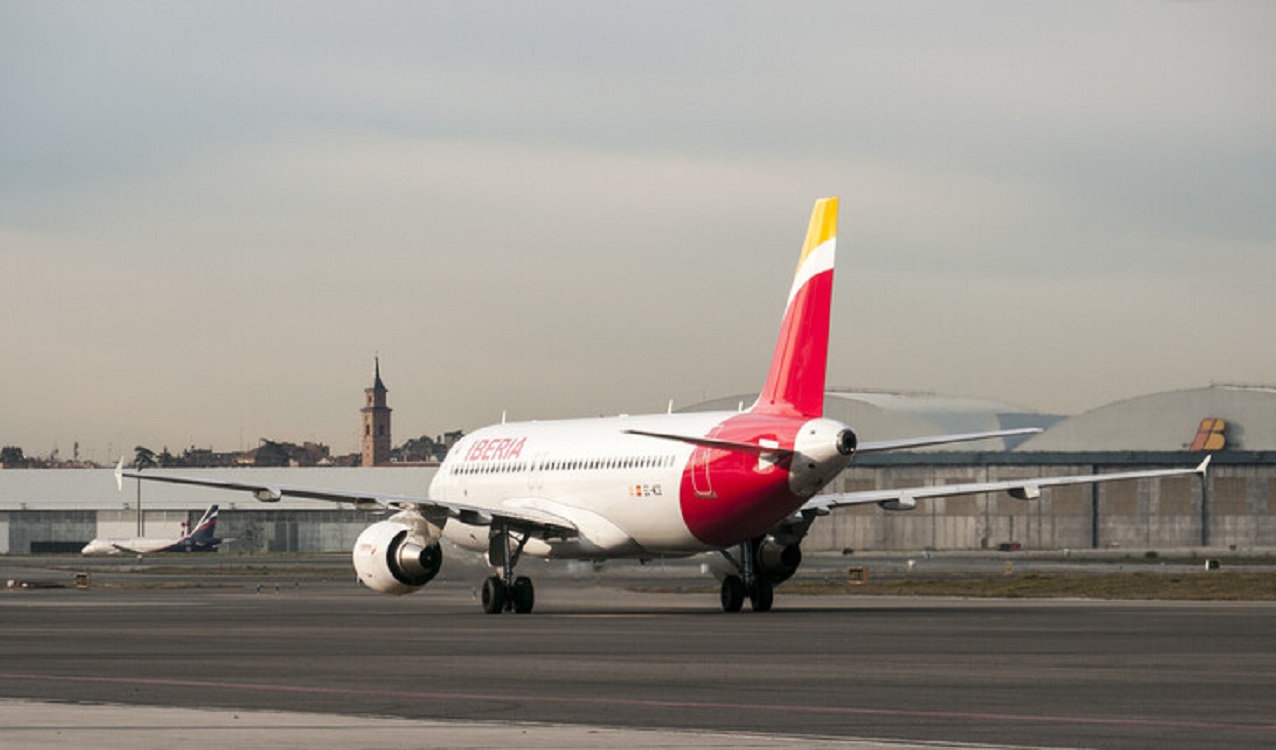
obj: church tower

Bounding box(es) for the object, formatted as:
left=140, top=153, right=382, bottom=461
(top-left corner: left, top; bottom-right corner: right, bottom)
left=360, top=358, right=392, bottom=467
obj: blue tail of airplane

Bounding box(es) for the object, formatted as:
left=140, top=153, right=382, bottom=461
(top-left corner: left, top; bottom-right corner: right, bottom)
left=191, top=505, right=219, bottom=542
left=171, top=505, right=223, bottom=552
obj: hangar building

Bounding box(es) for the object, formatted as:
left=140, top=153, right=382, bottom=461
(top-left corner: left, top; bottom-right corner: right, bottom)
left=1014, top=384, right=1276, bottom=452
left=690, top=386, right=1275, bottom=552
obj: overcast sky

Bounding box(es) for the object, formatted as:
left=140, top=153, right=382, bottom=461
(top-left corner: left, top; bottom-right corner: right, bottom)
left=3, top=2, right=1274, bottom=461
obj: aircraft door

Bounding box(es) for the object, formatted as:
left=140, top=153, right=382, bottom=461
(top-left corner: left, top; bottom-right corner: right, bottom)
left=528, top=451, right=547, bottom=492
left=691, top=425, right=722, bottom=498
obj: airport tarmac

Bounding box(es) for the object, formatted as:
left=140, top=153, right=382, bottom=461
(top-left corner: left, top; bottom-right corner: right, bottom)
left=2, top=556, right=1275, bottom=749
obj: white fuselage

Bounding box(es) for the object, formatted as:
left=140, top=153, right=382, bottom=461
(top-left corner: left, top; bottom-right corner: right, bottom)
left=431, top=411, right=727, bottom=559
left=81, top=536, right=184, bottom=556
left=428, top=407, right=855, bottom=561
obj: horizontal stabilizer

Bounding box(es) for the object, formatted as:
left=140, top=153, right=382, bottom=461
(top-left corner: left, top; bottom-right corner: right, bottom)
left=622, top=429, right=795, bottom=458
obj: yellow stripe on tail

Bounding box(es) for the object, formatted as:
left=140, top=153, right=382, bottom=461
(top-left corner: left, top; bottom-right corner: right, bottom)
left=795, top=197, right=838, bottom=276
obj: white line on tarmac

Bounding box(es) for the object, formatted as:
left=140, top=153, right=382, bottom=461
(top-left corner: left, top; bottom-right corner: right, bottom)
left=0, top=699, right=1044, bottom=750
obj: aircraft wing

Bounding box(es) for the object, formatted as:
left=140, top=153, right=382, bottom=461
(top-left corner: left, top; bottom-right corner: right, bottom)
left=803, top=456, right=1211, bottom=513
left=114, top=464, right=578, bottom=537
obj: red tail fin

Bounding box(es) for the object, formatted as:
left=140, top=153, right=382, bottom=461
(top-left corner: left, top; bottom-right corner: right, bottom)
left=752, top=198, right=838, bottom=418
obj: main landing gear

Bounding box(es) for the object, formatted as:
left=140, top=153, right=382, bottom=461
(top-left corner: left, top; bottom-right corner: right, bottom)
left=719, top=538, right=774, bottom=613
left=481, top=522, right=535, bottom=614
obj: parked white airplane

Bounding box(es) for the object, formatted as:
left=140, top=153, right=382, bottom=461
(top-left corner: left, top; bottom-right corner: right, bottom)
left=81, top=504, right=225, bottom=556
left=117, top=198, right=1207, bottom=613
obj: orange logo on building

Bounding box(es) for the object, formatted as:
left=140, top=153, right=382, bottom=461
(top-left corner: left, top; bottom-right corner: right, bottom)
left=1190, top=418, right=1226, bottom=451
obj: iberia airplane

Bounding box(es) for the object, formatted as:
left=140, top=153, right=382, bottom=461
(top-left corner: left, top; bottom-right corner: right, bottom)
left=118, top=198, right=1208, bottom=614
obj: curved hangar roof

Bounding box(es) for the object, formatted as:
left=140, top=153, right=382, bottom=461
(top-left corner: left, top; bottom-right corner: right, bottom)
left=683, top=389, right=1059, bottom=451
left=1015, top=385, right=1276, bottom=452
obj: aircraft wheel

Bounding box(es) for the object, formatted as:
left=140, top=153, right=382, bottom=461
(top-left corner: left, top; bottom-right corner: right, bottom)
left=481, top=576, right=506, bottom=614
left=720, top=575, right=745, bottom=613
left=512, top=576, right=535, bottom=614
left=749, top=577, right=774, bottom=612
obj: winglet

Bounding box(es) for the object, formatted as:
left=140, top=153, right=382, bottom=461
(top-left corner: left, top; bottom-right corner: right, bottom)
left=752, top=197, right=838, bottom=418
left=1196, top=455, right=1212, bottom=476
left=114, top=458, right=124, bottom=491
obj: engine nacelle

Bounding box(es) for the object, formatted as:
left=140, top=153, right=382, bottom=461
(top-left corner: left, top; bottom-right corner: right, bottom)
left=755, top=538, right=802, bottom=585
left=352, top=521, right=443, bottom=596
left=878, top=496, right=918, bottom=511
left=1008, top=484, right=1041, bottom=500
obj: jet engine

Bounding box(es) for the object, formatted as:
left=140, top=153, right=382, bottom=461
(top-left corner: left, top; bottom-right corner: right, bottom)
left=352, top=521, right=443, bottom=595
left=755, top=537, right=802, bottom=585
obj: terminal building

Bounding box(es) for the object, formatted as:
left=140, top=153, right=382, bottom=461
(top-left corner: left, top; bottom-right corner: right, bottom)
left=2, top=384, right=1273, bottom=555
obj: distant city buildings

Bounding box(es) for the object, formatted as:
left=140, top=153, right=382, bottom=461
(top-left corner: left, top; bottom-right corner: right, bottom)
left=0, top=445, right=99, bottom=470
left=174, top=440, right=351, bottom=468
left=390, top=431, right=462, bottom=464
left=1, top=357, right=463, bottom=470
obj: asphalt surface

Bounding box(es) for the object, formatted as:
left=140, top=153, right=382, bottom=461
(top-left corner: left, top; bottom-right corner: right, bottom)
left=2, top=555, right=1275, bottom=749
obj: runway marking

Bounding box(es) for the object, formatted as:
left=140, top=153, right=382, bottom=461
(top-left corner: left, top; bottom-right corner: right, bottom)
left=3, top=672, right=1275, bottom=736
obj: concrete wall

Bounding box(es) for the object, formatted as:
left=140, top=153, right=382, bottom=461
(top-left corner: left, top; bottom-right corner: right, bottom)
left=0, top=508, right=384, bottom=555
left=6, top=510, right=96, bottom=554
left=805, top=463, right=1272, bottom=552
left=216, top=510, right=382, bottom=554
left=94, top=510, right=192, bottom=540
